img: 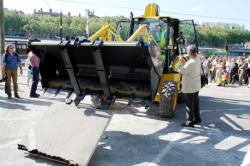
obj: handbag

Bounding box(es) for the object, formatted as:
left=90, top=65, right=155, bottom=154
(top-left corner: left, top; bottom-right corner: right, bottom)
left=201, top=61, right=208, bottom=88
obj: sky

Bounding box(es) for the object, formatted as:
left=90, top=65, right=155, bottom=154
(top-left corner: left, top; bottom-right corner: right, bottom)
left=4, top=0, right=250, bottom=30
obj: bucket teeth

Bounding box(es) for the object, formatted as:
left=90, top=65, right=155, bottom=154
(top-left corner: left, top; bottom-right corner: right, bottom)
left=74, top=95, right=85, bottom=106
left=66, top=90, right=73, bottom=99
left=65, top=90, right=74, bottom=104
left=128, top=96, right=134, bottom=106
left=144, top=100, right=150, bottom=109
left=54, top=88, right=61, bottom=97
left=111, top=96, right=116, bottom=105
left=42, top=88, right=47, bottom=95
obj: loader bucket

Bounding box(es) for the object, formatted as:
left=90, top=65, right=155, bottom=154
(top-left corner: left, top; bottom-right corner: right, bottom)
left=28, top=40, right=164, bottom=101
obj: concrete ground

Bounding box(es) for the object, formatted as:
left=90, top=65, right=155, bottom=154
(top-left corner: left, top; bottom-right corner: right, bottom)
left=0, top=72, right=250, bottom=166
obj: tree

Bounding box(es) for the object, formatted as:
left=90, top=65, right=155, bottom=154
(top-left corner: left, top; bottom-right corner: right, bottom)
left=4, top=9, right=250, bottom=46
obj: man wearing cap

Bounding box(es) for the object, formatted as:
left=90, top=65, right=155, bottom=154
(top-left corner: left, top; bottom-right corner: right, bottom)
left=178, top=45, right=202, bottom=127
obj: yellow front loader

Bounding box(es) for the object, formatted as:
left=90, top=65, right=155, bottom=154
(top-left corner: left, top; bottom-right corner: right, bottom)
left=86, top=3, right=199, bottom=117
left=28, top=3, right=199, bottom=118
left=18, top=3, right=199, bottom=165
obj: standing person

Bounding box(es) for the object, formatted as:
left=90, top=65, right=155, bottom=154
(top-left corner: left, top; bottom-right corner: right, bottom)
left=178, top=45, right=201, bottom=127
left=202, top=56, right=212, bottom=81
left=246, top=56, right=250, bottom=88
left=226, top=57, right=231, bottom=73
left=238, top=57, right=245, bottom=85
left=209, top=57, right=215, bottom=82
left=211, top=57, right=219, bottom=82
left=215, top=59, right=223, bottom=82
left=28, top=49, right=40, bottom=98
left=229, top=58, right=239, bottom=84
left=2, top=44, right=23, bottom=99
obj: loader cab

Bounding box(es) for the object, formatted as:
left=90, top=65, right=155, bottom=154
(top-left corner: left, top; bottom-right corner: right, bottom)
left=134, top=18, right=169, bottom=44
left=116, top=17, right=198, bottom=72
left=117, top=18, right=170, bottom=44
left=117, top=18, right=198, bottom=49
left=178, top=20, right=199, bottom=53
left=131, top=18, right=199, bottom=53
left=132, top=18, right=198, bottom=71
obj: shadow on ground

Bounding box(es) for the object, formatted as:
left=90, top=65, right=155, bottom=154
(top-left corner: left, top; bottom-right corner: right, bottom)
left=1, top=77, right=249, bottom=166
left=89, top=95, right=250, bottom=166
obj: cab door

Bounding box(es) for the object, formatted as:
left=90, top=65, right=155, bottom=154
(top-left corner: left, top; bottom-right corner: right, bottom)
left=172, top=20, right=199, bottom=73
left=179, top=20, right=199, bottom=53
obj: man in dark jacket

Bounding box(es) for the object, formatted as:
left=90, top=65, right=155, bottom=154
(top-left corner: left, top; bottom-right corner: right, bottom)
left=229, top=59, right=239, bottom=84
left=246, top=56, right=250, bottom=87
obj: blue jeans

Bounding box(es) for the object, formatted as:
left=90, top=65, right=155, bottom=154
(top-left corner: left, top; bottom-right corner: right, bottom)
left=30, top=67, right=39, bottom=96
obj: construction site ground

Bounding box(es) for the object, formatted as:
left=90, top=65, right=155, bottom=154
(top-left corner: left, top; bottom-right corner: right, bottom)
left=0, top=71, right=250, bottom=166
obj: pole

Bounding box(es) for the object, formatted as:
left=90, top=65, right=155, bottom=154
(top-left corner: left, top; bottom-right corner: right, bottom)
left=224, top=39, right=229, bottom=58
left=85, top=9, right=89, bottom=38
left=0, top=0, right=4, bottom=55
left=60, top=12, right=63, bottom=40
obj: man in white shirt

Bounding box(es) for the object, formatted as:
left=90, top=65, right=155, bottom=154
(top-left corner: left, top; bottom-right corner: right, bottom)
left=178, top=45, right=202, bottom=127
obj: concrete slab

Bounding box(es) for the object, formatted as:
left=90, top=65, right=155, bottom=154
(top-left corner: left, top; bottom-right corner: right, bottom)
left=19, top=103, right=112, bottom=166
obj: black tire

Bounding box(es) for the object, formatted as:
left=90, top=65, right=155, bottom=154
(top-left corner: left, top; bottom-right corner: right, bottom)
left=159, top=81, right=178, bottom=118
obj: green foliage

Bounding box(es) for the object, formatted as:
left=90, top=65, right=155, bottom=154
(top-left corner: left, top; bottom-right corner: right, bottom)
left=4, top=9, right=126, bottom=38
left=89, top=16, right=125, bottom=35
left=180, top=23, right=250, bottom=47
left=196, top=26, right=250, bottom=47
left=180, top=23, right=196, bottom=45
left=4, top=9, right=250, bottom=46
left=5, top=9, right=87, bottom=38
left=4, top=9, right=30, bottom=32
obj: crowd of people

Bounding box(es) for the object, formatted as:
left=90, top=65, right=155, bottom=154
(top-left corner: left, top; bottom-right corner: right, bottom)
left=201, top=55, right=250, bottom=87
left=1, top=44, right=40, bottom=99
left=177, top=46, right=250, bottom=128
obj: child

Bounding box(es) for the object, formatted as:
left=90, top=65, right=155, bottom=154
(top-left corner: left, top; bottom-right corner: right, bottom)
left=217, top=70, right=229, bottom=87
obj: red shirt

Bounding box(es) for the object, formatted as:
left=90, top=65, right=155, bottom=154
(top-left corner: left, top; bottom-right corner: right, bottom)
left=28, top=52, right=40, bottom=68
